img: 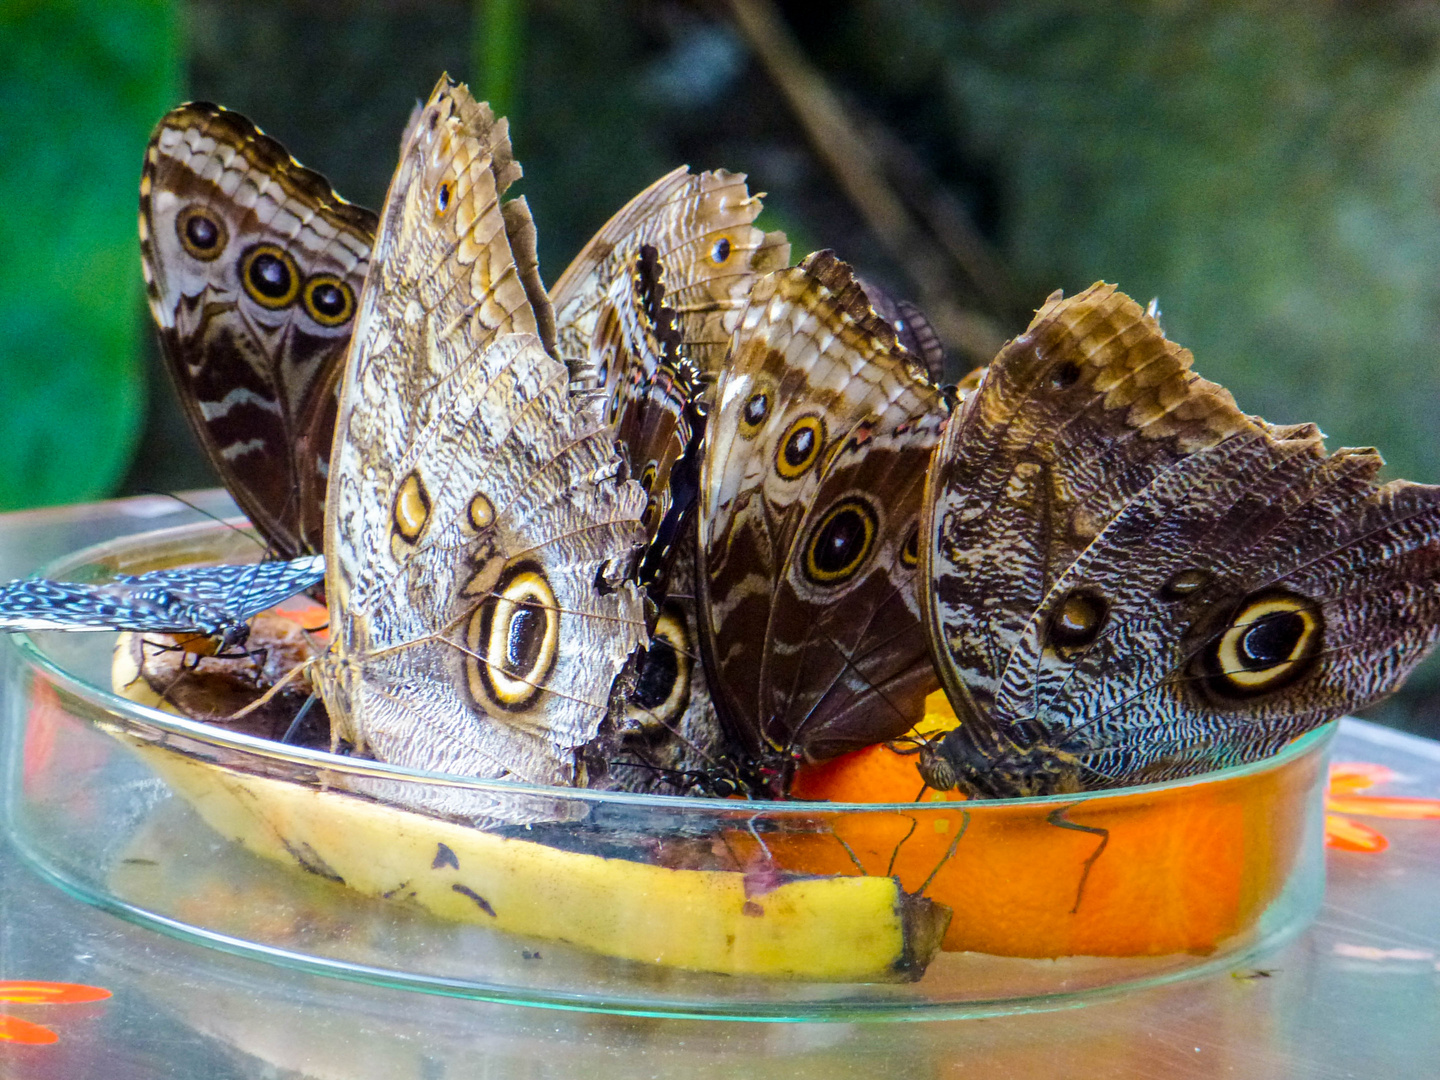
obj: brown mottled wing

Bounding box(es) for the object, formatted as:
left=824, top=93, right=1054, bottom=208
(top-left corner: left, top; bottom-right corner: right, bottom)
left=605, top=536, right=730, bottom=794
left=696, top=251, right=948, bottom=780
left=922, top=283, right=1440, bottom=796
left=319, top=78, right=647, bottom=787
left=140, top=103, right=375, bottom=557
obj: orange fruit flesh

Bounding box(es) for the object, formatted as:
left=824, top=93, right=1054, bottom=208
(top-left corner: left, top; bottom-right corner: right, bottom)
left=777, top=691, right=1319, bottom=958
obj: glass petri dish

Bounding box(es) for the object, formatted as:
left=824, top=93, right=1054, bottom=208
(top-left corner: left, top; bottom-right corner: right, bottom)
left=0, top=520, right=1333, bottom=1021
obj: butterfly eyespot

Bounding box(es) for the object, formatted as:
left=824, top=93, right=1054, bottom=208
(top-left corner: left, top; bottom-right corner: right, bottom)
left=740, top=391, right=769, bottom=433
left=391, top=471, right=431, bottom=544
left=900, top=527, right=920, bottom=568
left=776, top=415, right=826, bottom=479
left=1204, top=591, right=1322, bottom=698
left=468, top=492, right=495, bottom=531
left=1046, top=589, right=1108, bottom=652
left=240, top=244, right=301, bottom=309
left=1160, top=568, right=1210, bottom=600
left=641, top=497, right=660, bottom=530
left=302, top=275, right=356, bottom=327
left=638, top=463, right=658, bottom=494
left=467, top=563, right=560, bottom=711
left=711, top=236, right=731, bottom=264
left=435, top=181, right=452, bottom=215
left=628, top=608, right=691, bottom=726
left=803, top=498, right=879, bottom=585
left=1051, top=361, right=1082, bottom=390
left=176, top=206, right=227, bottom=260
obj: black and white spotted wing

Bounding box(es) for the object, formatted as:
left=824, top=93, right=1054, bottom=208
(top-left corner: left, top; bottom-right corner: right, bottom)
left=0, top=556, right=325, bottom=648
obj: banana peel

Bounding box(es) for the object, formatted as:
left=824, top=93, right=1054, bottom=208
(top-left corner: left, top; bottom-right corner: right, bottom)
left=111, top=633, right=950, bottom=981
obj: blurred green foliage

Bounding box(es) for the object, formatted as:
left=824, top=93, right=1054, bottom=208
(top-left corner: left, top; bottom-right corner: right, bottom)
left=0, top=0, right=179, bottom=508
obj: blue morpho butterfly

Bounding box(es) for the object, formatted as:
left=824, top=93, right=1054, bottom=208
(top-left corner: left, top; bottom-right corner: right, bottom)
left=0, top=556, right=325, bottom=653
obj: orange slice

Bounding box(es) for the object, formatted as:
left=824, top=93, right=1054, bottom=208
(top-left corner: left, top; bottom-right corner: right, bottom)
left=780, top=692, right=1320, bottom=958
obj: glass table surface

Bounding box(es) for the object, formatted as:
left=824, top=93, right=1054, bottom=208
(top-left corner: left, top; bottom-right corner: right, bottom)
left=0, top=494, right=1436, bottom=1079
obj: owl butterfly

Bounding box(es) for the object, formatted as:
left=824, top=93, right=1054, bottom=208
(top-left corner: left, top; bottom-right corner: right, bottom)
left=550, top=167, right=790, bottom=591
left=140, top=103, right=375, bottom=559
left=920, top=283, right=1440, bottom=798
left=695, top=250, right=950, bottom=796
left=316, top=76, right=647, bottom=787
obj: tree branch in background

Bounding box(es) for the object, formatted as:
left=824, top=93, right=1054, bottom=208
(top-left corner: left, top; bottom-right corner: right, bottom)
left=728, top=0, right=1019, bottom=370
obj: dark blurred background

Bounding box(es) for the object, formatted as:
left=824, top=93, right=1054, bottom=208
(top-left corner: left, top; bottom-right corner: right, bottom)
left=6, top=0, right=1440, bottom=735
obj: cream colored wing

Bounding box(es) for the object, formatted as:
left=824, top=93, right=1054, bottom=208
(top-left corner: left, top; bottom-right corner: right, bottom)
left=550, top=167, right=789, bottom=381
left=320, top=76, right=647, bottom=786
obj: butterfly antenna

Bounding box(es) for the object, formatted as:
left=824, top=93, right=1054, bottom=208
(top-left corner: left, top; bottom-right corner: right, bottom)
left=136, top=489, right=267, bottom=555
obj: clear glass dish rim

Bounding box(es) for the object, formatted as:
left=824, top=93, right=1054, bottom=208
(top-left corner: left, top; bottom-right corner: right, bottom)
left=10, top=517, right=1340, bottom=815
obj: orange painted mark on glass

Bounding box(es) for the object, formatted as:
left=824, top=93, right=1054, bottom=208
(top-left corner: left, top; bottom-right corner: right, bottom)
left=0, top=981, right=112, bottom=1046
left=0, top=1014, right=58, bottom=1046
left=1325, top=762, right=1440, bottom=852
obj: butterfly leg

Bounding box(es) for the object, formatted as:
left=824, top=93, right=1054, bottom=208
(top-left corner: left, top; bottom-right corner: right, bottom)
left=915, top=809, right=970, bottom=898
left=1046, top=805, right=1109, bottom=914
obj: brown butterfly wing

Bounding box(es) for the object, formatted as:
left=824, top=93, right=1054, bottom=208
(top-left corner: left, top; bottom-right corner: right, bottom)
left=606, top=537, right=730, bottom=794
left=139, top=103, right=375, bottom=557
left=922, top=284, right=1440, bottom=796
left=697, top=251, right=948, bottom=782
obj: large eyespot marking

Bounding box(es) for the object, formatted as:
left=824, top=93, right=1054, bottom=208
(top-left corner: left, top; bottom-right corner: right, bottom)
left=392, top=471, right=431, bottom=543
left=776, top=415, right=825, bottom=479
left=302, top=275, right=356, bottom=327
left=1160, top=568, right=1210, bottom=600
left=468, top=492, right=495, bottom=531
left=1046, top=589, right=1108, bottom=653
left=900, top=527, right=920, bottom=568
left=711, top=236, right=731, bottom=264
left=467, top=563, right=559, bottom=711
left=638, top=463, right=658, bottom=494
left=1204, top=591, right=1322, bottom=698
left=804, top=499, right=878, bottom=585
left=240, top=244, right=300, bottom=309
left=628, top=607, right=691, bottom=729
left=176, top=206, right=227, bottom=260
